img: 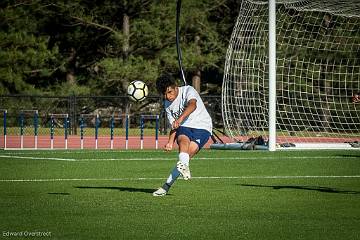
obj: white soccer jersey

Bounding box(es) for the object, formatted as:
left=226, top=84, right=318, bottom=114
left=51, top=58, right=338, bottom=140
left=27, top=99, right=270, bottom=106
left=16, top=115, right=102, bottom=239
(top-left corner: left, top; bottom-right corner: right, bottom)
left=164, top=85, right=212, bottom=134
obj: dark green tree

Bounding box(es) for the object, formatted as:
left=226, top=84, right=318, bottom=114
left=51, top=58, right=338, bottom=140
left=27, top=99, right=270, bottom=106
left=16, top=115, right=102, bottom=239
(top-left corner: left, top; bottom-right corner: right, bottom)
left=0, top=0, right=242, bottom=95
left=0, top=1, right=63, bottom=94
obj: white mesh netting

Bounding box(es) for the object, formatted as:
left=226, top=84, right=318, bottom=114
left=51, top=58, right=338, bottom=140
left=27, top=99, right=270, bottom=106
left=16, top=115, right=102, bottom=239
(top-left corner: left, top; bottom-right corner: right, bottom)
left=222, top=0, right=360, bottom=147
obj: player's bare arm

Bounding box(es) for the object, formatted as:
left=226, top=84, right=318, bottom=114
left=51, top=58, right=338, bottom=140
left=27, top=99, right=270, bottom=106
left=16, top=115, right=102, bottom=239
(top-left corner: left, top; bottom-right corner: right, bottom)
left=164, top=129, right=177, bottom=151
left=172, top=99, right=197, bottom=129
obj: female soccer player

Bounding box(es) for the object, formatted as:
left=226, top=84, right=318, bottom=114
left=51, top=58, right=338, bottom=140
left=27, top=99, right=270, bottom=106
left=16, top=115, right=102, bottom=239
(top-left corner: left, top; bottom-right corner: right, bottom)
left=153, top=74, right=213, bottom=196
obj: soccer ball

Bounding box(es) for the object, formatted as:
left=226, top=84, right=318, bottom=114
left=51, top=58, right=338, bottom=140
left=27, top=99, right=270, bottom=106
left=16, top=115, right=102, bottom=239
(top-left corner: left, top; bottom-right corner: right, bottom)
left=127, top=80, right=148, bottom=102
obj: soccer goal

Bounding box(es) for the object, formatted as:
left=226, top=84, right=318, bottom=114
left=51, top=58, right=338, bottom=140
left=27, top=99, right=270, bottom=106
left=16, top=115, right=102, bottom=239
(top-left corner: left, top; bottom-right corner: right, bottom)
left=222, top=0, right=360, bottom=150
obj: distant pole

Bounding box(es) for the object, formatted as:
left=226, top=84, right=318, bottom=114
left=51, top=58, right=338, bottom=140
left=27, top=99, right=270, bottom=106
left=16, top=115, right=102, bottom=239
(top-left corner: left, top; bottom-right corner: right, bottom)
left=155, top=115, right=159, bottom=150
left=64, top=114, right=69, bottom=150
left=140, top=115, right=144, bottom=150
left=80, top=117, right=84, bottom=150
left=95, top=114, right=99, bottom=150
left=268, top=0, right=277, bottom=151
left=125, top=115, right=129, bottom=150
left=20, top=112, right=24, bottom=149
left=110, top=115, right=114, bottom=150
left=50, top=115, right=54, bottom=150
left=34, top=110, right=38, bottom=150
left=3, top=110, right=7, bottom=150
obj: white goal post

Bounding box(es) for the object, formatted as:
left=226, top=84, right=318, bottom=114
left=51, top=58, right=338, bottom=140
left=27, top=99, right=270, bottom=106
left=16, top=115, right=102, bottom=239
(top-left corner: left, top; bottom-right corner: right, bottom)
left=222, top=0, right=360, bottom=150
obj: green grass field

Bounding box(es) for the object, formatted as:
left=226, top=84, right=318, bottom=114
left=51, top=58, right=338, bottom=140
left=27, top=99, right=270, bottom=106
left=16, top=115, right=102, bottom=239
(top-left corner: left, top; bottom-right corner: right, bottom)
left=0, top=149, right=359, bottom=240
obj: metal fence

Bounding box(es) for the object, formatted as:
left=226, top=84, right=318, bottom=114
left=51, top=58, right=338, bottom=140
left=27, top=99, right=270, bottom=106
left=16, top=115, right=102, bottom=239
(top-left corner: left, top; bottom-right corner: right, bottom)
left=0, top=94, right=223, bottom=136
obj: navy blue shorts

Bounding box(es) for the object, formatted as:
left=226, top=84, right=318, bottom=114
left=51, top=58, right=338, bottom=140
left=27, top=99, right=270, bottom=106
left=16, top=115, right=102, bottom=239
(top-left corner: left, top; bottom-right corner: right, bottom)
left=176, top=126, right=211, bottom=150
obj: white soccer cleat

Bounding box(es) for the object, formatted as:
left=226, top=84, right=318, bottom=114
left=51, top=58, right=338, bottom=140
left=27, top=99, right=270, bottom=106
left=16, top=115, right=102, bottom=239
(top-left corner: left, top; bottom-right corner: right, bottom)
left=152, top=187, right=167, bottom=197
left=176, top=161, right=191, bottom=180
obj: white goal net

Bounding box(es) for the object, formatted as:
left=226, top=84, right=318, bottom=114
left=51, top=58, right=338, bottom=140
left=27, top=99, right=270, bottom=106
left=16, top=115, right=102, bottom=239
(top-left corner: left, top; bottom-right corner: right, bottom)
left=222, top=0, right=360, bottom=149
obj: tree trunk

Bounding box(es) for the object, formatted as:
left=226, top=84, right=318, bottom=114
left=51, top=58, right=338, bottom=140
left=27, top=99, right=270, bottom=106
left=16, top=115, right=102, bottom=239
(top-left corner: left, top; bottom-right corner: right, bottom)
left=66, top=47, right=76, bottom=85
left=192, top=70, right=201, bottom=93
left=123, top=13, right=130, bottom=59
left=192, top=35, right=201, bottom=92
left=66, top=72, right=76, bottom=85
left=122, top=13, right=131, bottom=125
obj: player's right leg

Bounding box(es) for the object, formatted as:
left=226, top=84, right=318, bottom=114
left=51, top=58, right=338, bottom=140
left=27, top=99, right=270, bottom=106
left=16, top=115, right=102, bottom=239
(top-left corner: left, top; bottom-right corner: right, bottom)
left=176, top=135, right=192, bottom=180
left=177, top=140, right=200, bottom=180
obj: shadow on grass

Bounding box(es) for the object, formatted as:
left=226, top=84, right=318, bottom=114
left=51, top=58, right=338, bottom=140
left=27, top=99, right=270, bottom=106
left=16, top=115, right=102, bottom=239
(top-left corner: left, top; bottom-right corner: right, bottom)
left=338, top=154, right=360, bottom=158
left=48, top=192, right=71, bottom=195
left=74, top=186, right=157, bottom=194
left=240, top=184, right=360, bottom=194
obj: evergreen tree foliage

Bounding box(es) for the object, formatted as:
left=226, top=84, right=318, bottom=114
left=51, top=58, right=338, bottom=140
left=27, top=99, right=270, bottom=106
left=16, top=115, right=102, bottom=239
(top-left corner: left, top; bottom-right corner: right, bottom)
left=0, top=1, right=62, bottom=94
left=0, top=0, right=241, bottom=95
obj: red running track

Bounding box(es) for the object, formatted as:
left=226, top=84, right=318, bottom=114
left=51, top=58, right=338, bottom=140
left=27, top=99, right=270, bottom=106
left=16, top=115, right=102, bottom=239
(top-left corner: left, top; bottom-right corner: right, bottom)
left=0, top=135, right=358, bottom=149
left=0, top=135, right=215, bottom=150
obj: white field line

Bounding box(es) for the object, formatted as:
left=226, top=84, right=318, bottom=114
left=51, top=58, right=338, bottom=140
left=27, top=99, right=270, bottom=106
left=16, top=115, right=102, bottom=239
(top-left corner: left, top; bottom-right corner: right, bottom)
left=76, top=156, right=360, bottom=161
left=0, top=154, right=359, bottom=162
left=1, top=175, right=360, bottom=182
left=0, top=155, right=76, bottom=161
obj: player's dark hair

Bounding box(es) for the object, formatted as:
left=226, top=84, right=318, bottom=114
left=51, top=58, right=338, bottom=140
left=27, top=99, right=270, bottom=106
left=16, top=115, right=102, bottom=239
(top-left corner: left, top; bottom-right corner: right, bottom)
left=156, top=73, right=177, bottom=94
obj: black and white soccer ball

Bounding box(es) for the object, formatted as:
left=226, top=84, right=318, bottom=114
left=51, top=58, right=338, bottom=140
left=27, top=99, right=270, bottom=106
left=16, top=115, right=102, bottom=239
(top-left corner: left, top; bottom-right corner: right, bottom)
left=127, top=80, right=149, bottom=102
